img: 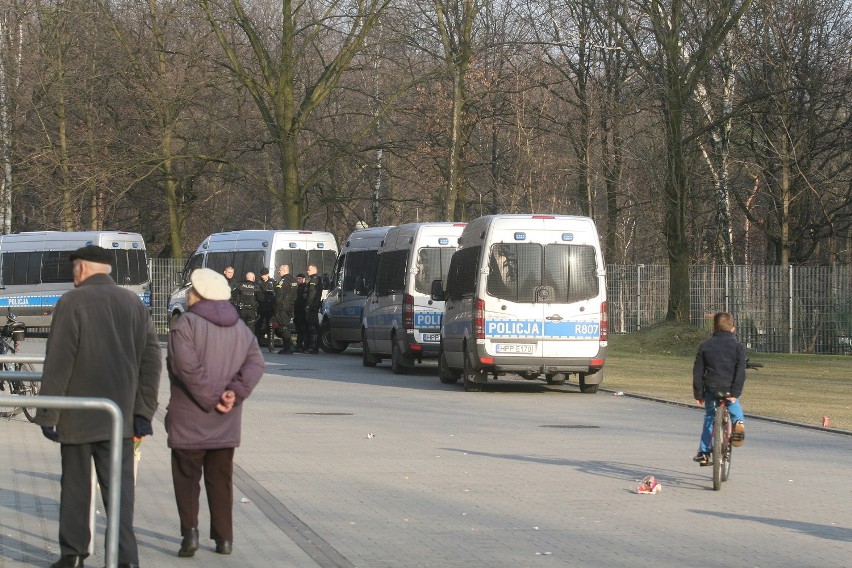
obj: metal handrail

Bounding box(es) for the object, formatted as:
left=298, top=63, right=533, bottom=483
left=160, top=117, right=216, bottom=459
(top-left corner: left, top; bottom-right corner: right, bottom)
left=0, top=392, right=123, bottom=568
left=0, top=354, right=45, bottom=381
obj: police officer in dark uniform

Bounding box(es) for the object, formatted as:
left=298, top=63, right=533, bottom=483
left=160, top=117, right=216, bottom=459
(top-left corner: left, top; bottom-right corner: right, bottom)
left=292, top=274, right=308, bottom=352
left=304, top=264, right=322, bottom=354
left=236, top=272, right=260, bottom=333
left=255, top=268, right=276, bottom=348
left=272, top=264, right=297, bottom=354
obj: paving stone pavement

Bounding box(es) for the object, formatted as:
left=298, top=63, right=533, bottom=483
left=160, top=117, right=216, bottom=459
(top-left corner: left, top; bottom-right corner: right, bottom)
left=1, top=341, right=851, bottom=568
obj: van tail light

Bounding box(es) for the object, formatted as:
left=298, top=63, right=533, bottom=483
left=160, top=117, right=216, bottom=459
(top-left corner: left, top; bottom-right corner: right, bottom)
left=403, top=294, right=414, bottom=330
left=474, top=298, right=485, bottom=339
left=600, top=301, right=608, bottom=341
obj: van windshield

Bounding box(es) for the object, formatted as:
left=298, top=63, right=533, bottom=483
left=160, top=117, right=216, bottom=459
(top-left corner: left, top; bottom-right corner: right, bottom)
left=414, top=248, right=455, bottom=295
left=486, top=243, right=598, bottom=303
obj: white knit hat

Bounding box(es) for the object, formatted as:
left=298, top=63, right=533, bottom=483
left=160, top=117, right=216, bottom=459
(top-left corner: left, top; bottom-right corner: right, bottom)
left=190, top=268, right=231, bottom=301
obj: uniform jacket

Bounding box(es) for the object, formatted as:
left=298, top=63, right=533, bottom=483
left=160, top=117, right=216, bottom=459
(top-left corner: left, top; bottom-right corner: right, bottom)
left=236, top=280, right=259, bottom=314
left=35, top=273, right=162, bottom=443
left=305, top=274, right=322, bottom=312
left=256, top=277, right=276, bottom=315
left=273, top=274, right=297, bottom=327
left=165, top=299, right=264, bottom=450
left=692, top=330, right=747, bottom=399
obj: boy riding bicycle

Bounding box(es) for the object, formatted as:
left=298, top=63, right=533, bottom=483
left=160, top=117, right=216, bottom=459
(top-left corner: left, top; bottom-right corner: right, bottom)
left=693, top=312, right=747, bottom=465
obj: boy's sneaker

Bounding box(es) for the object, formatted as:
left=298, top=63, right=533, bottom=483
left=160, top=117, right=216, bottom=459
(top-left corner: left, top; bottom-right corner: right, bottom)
left=693, top=452, right=710, bottom=466
left=731, top=421, right=745, bottom=447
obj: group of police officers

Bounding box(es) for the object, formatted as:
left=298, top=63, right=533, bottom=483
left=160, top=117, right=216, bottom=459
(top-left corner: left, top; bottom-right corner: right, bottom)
left=223, top=263, right=323, bottom=354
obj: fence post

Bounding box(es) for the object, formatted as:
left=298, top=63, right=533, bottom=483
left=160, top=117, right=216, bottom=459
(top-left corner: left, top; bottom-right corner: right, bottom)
left=636, top=264, right=643, bottom=331
left=788, top=264, right=794, bottom=353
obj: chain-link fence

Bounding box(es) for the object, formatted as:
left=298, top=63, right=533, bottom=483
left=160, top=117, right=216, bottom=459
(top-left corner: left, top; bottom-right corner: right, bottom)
left=147, top=259, right=852, bottom=355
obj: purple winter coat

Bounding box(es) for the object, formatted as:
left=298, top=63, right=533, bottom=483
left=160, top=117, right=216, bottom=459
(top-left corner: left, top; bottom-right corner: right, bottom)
left=166, top=299, right=265, bottom=450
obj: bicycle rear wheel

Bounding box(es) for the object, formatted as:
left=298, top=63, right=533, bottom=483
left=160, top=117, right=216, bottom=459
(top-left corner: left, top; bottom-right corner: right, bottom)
left=712, top=404, right=724, bottom=490
left=17, top=363, right=39, bottom=422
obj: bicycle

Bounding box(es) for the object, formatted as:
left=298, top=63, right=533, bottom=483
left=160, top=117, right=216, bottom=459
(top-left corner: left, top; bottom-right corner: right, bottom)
left=0, top=312, right=39, bottom=422
left=709, top=360, right=762, bottom=490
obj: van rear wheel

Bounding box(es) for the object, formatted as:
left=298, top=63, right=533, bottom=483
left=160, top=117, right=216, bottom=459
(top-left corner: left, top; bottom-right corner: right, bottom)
left=361, top=330, right=379, bottom=367
left=462, top=346, right=485, bottom=392
left=391, top=337, right=411, bottom=375
left=579, top=370, right=602, bottom=393
left=438, top=349, right=460, bottom=384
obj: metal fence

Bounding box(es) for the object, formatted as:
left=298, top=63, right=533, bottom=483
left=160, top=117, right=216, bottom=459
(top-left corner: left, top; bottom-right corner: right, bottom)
left=147, top=259, right=852, bottom=355
left=606, top=264, right=852, bottom=355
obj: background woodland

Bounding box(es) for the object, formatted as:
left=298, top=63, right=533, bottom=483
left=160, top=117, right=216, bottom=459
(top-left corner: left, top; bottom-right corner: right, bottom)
left=0, top=1, right=849, bottom=293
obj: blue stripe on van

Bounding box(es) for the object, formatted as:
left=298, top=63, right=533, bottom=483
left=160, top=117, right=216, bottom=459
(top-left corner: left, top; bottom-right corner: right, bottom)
left=0, top=292, right=151, bottom=308
left=485, top=319, right=599, bottom=339
left=413, top=312, right=442, bottom=328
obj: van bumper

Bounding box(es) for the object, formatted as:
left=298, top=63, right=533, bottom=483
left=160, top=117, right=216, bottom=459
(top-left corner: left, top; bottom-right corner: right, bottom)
left=474, top=345, right=607, bottom=377
left=403, top=330, right=441, bottom=359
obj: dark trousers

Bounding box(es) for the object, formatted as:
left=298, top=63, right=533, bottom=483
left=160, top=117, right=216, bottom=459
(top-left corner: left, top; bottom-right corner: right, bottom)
left=306, top=310, right=320, bottom=351
left=171, top=448, right=235, bottom=541
left=59, top=439, right=137, bottom=563
left=294, top=310, right=308, bottom=350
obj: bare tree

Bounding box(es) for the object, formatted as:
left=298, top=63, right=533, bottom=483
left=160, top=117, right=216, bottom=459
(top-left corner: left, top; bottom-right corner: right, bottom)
left=604, top=0, right=753, bottom=322
left=199, top=0, right=390, bottom=229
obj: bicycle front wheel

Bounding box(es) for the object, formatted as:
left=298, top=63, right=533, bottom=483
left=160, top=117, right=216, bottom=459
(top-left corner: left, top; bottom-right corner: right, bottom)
left=712, top=404, right=724, bottom=490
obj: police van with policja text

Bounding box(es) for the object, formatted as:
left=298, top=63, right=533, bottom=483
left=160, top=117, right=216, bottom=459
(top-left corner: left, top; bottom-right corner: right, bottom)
left=321, top=225, right=394, bottom=353
left=361, top=222, right=466, bottom=373
left=0, top=231, right=150, bottom=331
left=168, top=230, right=338, bottom=323
left=431, top=214, right=607, bottom=392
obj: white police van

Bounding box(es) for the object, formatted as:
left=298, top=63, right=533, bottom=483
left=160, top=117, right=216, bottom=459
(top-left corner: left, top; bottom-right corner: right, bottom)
left=361, top=222, right=466, bottom=373
left=0, top=231, right=150, bottom=330
left=432, top=214, right=607, bottom=392
left=168, top=230, right=338, bottom=321
left=321, top=225, right=394, bottom=353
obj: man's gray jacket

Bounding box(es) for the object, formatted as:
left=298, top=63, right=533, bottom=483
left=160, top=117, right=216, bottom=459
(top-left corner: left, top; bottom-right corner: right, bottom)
left=35, top=273, right=162, bottom=444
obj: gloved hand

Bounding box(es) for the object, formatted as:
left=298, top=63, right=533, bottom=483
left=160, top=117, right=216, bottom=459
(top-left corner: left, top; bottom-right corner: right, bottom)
left=41, top=426, right=59, bottom=442
left=133, top=416, right=153, bottom=438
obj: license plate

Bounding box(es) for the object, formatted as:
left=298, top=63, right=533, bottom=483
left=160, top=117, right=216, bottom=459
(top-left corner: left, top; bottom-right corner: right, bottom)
left=495, top=343, right=534, bottom=354
left=421, top=333, right=441, bottom=342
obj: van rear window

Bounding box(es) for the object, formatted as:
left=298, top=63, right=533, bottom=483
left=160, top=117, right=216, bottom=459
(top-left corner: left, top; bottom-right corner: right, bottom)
left=413, top=248, right=455, bottom=295
left=487, top=243, right=598, bottom=303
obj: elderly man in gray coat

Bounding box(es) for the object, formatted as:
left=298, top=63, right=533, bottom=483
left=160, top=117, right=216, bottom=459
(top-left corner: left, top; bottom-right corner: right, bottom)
left=36, top=244, right=162, bottom=568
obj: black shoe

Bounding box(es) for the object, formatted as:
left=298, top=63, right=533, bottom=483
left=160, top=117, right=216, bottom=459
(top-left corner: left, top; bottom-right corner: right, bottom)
left=215, top=540, right=232, bottom=555
left=178, top=528, right=199, bottom=557
left=51, top=556, right=85, bottom=568
left=277, top=348, right=292, bottom=354
left=693, top=452, right=710, bottom=466
left=307, top=349, right=319, bottom=354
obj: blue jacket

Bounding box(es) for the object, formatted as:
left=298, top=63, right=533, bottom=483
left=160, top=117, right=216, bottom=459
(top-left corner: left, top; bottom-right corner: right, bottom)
left=692, top=331, right=746, bottom=399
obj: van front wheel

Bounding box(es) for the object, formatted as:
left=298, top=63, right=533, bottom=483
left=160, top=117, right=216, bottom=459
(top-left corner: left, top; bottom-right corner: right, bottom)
left=462, top=346, right=485, bottom=392
left=320, top=320, right=347, bottom=354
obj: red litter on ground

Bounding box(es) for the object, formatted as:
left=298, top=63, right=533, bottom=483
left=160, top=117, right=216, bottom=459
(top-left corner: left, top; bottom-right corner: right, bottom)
left=822, top=416, right=830, bottom=428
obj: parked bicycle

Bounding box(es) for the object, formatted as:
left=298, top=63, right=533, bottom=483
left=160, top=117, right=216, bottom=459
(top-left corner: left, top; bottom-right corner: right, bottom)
left=0, top=312, right=39, bottom=422
left=709, top=360, right=762, bottom=490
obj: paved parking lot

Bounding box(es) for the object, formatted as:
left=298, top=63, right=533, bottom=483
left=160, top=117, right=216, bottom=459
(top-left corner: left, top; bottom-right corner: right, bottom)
left=2, top=341, right=851, bottom=567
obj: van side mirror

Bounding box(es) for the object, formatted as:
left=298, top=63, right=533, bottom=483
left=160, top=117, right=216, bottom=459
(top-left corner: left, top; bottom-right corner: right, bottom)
left=431, top=279, right=446, bottom=302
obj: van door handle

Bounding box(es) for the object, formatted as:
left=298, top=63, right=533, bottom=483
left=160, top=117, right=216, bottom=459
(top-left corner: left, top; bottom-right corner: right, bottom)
left=546, top=314, right=563, bottom=321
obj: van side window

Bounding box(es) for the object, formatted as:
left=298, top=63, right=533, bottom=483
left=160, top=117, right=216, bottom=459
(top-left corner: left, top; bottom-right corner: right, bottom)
left=308, top=249, right=337, bottom=276
left=414, top=248, right=455, bottom=295
left=274, top=250, right=308, bottom=275
left=544, top=244, right=599, bottom=302
left=374, top=250, right=408, bottom=296
left=232, top=251, right=266, bottom=279
left=342, top=250, right=380, bottom=293
left=42, top=252, right=74, bottom=284
left=445, top=246, right=480, bottom=299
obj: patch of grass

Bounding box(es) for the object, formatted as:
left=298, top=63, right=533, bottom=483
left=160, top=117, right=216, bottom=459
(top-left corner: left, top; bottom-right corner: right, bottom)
left=605, top=323, right=852, bottom=431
